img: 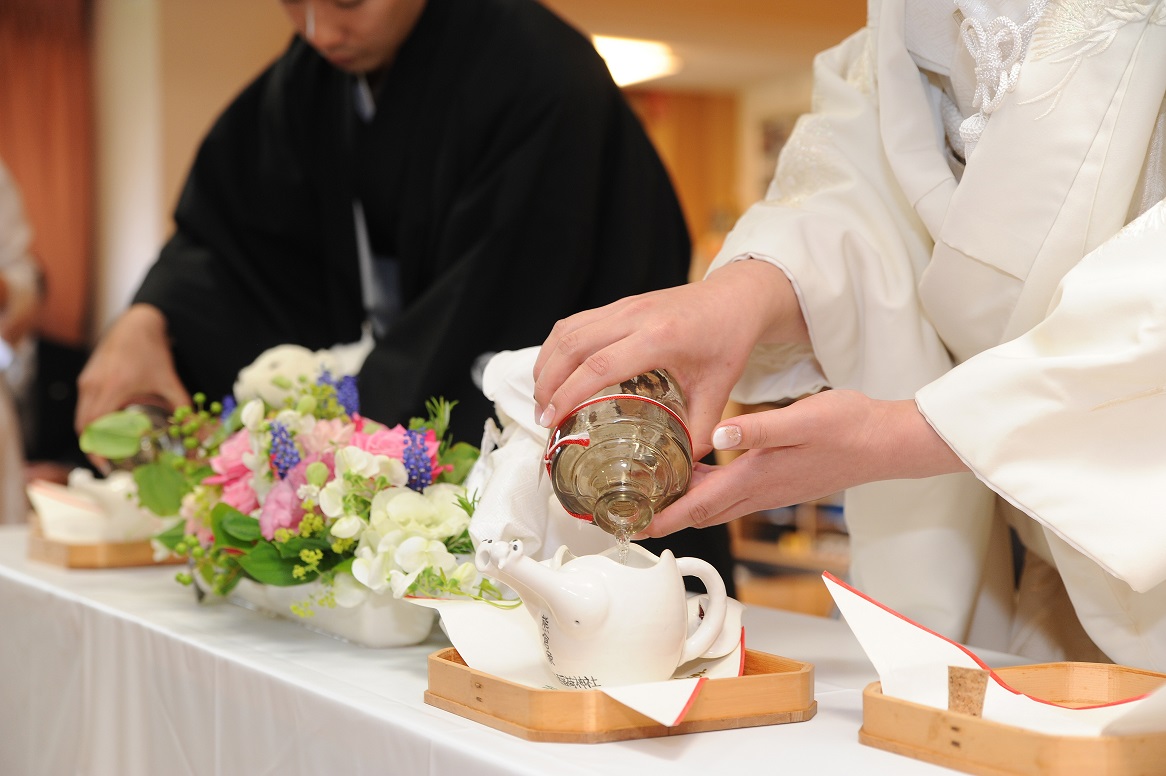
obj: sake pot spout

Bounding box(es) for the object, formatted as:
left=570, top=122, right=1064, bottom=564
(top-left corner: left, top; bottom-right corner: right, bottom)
left=474, top=539, right=608, bottom=633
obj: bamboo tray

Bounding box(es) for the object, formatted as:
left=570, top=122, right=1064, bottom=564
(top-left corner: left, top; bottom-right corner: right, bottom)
left=425, top=646, right=816, bottom=743
left=26, top=514, right=184, bottom=569
left=860, top=662, right=1166, bottom=775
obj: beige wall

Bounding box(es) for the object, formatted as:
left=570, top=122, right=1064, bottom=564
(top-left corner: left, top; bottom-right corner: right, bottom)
left=737, top=71, right=814, bottom=211
left=91, top=0, right=289, bottom=337
left=157, top=1, right=291, bottom=227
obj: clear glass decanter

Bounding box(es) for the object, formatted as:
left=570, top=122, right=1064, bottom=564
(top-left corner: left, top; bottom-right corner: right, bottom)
left=544, top=369, right=693, bottom=538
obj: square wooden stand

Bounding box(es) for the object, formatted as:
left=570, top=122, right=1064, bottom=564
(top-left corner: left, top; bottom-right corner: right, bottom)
left=26, top=514, right=184, bottom=569
left=425, top=646, right=816, bottom=743
left=860, top=662, right=1166, bottom=775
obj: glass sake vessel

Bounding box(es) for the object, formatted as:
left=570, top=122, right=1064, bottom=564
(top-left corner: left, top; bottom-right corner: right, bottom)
left=544, top=369, right=693, bottom=538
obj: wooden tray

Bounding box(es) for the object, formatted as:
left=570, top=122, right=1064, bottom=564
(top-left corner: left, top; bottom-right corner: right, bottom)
left=26, top=515, right=184, bottom=569
left=860, top=662, right=1166, bottom=775
left=425, top=646, right=816, bottom=743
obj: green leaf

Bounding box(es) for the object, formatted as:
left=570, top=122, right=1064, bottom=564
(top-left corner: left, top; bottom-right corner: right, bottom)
left=444, top=528, right=474, bottom=556
left=437, top=441, right=479, bottom=485
left=211, top=503, right=258, bottom=552
left=455, top=490, right=478, bottom=519
left=79, top=409, right=152, bottom=460
left=134, top=462, right=192, bottom=516
left=187, top=463, right=215, bottom=483
left=274, top=535, right=332, bottom=560
left=237, top=542, right=308, bottom=586
left=153, top=520, right=187, bottom=552
left=220, top=510, right=262, bottom=542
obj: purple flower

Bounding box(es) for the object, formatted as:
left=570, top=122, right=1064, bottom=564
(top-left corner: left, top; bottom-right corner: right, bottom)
left=336, top=375, right=360, bottom=416
left=403, top=429, right=433, bottom=491
left=317, top=370, right=360, bottom=416
left=269, top=421, right=300, bottom=480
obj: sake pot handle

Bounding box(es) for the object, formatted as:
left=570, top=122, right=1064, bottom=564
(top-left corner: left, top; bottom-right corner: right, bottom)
left=674, top=556, right=728, bottom=665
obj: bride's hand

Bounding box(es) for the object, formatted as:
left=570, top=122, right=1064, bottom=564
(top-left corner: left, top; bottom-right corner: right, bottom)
left=638, top=391, right=968, bottom=537
left=533, top=259, right=808, bottom=457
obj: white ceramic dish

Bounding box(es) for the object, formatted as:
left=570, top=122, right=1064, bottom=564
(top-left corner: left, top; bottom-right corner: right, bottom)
left=228, top=578, right=437, bottom=648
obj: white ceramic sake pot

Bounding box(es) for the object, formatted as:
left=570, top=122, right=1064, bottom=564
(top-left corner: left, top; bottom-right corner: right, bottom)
left=474, top=539, right=728, bottom=688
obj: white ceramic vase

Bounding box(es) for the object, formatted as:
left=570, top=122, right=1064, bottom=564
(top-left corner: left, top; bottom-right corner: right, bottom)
left=230, top=578, right=436, bottom=648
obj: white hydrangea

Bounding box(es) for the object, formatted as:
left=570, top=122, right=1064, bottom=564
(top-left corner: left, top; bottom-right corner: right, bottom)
left=368, top=483, right=470, bottom=540
left=388, top=536, right=458, bottom=598
left=331, top=570, right=369, bottom=608
left=233, top=344, right=338, bottom=407
left=240, top=398, right=266, bottom=430
left=333, top=447, right=381, bottom=479
left=447, top=561, right=484, bottom=596
left=348, top=509, right=465, bottom=599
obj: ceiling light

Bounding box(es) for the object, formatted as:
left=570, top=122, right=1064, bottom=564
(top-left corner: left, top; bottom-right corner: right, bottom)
left=591, top=35, right=680, bottom=87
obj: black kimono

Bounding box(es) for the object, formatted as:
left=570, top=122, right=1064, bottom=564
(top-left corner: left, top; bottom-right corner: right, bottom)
left=135, top=0, right=734, bottom=585
left=136, top=0, right=690, bottom=442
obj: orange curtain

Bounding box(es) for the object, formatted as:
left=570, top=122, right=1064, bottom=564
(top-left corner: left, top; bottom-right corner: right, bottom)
left=0, top=0, right=94, bottom=347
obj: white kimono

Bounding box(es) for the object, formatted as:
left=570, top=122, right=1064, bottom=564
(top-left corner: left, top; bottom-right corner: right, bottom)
left=711, top=0, right=1166, bottom=667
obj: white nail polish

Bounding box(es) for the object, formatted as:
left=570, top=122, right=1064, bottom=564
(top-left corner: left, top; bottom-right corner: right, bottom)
left=538, top=404, right=556, bottom=428
left=712, top=425, right=741, bottom=450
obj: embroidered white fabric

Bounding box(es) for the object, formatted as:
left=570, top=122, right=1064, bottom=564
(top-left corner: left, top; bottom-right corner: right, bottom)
left=955, top=0, right=1050, bottom=157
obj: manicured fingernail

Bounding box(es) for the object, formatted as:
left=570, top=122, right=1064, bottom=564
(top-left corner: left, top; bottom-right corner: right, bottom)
left=538, top=404, right=556, bottom=428
left=712, top=425, right=741, bottom=450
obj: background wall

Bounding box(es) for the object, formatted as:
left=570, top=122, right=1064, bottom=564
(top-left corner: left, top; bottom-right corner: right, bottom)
left=91, top=0, right=288, bottom=335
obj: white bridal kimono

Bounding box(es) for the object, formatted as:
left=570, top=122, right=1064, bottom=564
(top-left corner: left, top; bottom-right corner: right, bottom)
left=712, top=0, right=1166, bottom=667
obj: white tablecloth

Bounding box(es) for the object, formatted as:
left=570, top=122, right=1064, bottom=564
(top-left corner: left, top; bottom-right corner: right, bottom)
left=0, top=525, right=986, bottom=775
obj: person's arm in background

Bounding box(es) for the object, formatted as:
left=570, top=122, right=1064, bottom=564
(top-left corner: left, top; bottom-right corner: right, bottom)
left=74, top=303, right=191, bottom=432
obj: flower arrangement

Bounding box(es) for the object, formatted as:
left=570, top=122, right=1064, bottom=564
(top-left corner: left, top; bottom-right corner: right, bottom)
left=80, top=345, right=506, bottom=616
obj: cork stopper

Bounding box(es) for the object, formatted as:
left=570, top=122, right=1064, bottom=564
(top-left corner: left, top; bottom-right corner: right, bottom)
left=948, top=666, right=989, bottom=717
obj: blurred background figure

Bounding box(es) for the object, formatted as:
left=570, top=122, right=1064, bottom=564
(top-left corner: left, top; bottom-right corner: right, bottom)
left=0, top=157, right=42, bottom=523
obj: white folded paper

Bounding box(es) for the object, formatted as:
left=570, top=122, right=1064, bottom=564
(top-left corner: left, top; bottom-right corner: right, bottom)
left=26, top=470, right=179, bottom=545
left=465, top=348, right=614, bottom=562
left=823, top=571, right=1166, bottom=736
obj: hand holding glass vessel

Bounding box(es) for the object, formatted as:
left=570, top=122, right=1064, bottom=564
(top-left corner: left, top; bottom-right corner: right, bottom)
left=543, top=369, right=693, bottom=541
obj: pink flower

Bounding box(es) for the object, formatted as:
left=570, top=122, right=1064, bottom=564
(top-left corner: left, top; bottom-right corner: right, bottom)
left=222, top=477, right=260, bottom=515
left=258, top=478, right=300, bottom=541
left=258, top=452, right=333, bottom=540
left=184, top=517, right=213, bottom=547
left=351, top=422, right=449, bottom=482
left=299, top=418, right=354, bottom=455
left=204, top=430, right=258, bottom=513
left=350, top=422, right=411, bottom=458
